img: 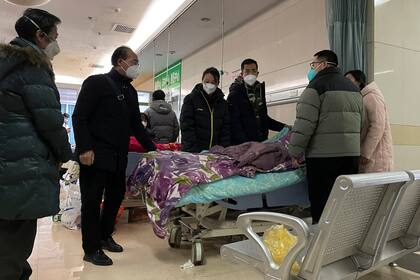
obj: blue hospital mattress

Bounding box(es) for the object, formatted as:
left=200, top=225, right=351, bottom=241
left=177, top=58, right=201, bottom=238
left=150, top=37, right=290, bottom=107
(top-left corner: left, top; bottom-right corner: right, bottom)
left=176, top=168, right=306, bottom=207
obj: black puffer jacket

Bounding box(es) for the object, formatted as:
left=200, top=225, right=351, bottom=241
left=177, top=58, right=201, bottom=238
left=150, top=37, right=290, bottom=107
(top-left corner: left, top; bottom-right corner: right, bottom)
left=180, top=84, right=230, bottom=152
left=0, top=38, right=72, bottom=220
left=228, top=78, right=286, bottom=145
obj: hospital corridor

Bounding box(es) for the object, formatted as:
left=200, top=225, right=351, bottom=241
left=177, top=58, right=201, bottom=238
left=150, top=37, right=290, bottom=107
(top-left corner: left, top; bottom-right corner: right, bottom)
left=1, top=0, right=420, bottom=279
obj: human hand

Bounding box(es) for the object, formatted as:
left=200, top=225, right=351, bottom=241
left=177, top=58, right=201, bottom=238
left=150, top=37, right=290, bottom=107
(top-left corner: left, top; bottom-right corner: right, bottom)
left=291, top=158, right=300, bottom=168
left=79, top=150, right=95, bottom=166
left=360, top=156, right=369, bottom=165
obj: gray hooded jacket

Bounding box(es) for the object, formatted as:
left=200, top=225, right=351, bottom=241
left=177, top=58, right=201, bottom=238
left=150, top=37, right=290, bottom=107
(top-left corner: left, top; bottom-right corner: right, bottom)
left=145, top=100, right=179, bottom=143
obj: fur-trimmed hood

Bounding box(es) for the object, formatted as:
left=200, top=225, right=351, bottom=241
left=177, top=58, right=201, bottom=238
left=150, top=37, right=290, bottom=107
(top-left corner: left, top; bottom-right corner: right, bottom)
left=0, top=37, right=52, bottom=81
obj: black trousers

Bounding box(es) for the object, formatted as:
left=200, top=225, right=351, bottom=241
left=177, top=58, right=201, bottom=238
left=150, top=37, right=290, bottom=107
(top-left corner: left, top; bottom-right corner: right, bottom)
left=0, top=219, right=37, bottom=280
left=306, top=157, right=359, bottom=224
left=79, top=165, right=126, bottom=254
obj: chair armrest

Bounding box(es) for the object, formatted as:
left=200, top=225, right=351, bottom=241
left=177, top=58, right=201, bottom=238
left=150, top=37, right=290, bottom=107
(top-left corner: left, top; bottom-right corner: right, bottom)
left=236, top=212, right=310, bottom=280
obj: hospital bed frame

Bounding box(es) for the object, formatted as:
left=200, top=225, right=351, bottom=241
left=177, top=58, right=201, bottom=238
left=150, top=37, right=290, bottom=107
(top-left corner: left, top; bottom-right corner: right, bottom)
left=221, top=170, right=420, bottom=280
left=168, top=180, right=310, bottom=265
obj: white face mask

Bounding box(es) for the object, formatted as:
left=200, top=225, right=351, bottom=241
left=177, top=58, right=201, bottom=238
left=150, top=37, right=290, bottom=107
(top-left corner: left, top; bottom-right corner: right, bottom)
left=203, top=82, right=217, bottom=94
left=142, top=121, right=148, bottom=128
left=44, top=40, right=60, bottom=60
left=244, top=74, right=257, bottom=86
left=122, top=60, right=141, bottom=80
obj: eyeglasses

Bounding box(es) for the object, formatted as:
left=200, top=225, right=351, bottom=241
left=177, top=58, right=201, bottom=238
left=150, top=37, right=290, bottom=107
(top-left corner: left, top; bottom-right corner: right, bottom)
left=309, top=61, right=337, bottom=69
left=122, top=60, right=139, bottom=67
left=309, top=61, right=324, bottom=69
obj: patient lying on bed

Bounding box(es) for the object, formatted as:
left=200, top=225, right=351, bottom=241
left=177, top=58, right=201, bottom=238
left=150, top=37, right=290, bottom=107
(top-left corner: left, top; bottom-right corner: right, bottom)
left=127, top=129, right=300, bottom=238
left=210, top=141, right=288, bottom=171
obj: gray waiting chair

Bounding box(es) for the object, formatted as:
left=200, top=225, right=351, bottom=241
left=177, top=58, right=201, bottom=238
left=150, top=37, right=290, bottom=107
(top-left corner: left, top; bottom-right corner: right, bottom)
left=357, top=170, right=420, bottom=276
left=221, top=171, right=417, bottom=280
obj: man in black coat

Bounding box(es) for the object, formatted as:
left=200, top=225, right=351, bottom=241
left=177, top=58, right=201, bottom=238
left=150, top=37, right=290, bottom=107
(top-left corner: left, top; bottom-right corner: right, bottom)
left=72, top=46, right=156, bottom=266
left=228, top=59, right=287, bottom=145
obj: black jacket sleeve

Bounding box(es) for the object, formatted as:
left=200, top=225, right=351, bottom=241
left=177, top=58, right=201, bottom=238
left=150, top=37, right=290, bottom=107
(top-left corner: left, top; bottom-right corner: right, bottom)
left=227, top=85, right=247, bottom=144
left=172, top=111, right=180, bottom=143
left=72, top=76, right=99, bottom=154
left=21, top=83, right=72, bottom=163
left=130, top=91, right=156, bottom=152
left=220, top=102, right=231, bottom=147
left=180, top=94, right=199, bottom=152
left=267, top=115, right=286, bottom=131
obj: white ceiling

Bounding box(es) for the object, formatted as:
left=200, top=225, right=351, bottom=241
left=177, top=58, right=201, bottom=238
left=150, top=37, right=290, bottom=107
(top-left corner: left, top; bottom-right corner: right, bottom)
left=136, top=0, right=279, bottom=85
left=0, top=0, right=279, bottom=86
left=0, top=0, right=152, bottom=81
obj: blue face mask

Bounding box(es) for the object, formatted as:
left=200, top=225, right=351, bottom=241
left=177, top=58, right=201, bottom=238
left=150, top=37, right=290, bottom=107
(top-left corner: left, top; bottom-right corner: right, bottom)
left=307, top=68, right=317, bottom=82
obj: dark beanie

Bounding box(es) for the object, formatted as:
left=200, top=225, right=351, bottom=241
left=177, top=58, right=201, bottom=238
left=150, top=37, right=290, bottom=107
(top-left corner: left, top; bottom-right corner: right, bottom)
left=152, top=90, right=165, bottom=101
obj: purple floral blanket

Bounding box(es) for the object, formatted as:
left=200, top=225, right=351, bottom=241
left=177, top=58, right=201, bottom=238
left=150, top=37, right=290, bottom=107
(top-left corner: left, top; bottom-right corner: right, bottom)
left=127, top=130, right=294, bottom=238
left=127, top=152, right=249, bottom=238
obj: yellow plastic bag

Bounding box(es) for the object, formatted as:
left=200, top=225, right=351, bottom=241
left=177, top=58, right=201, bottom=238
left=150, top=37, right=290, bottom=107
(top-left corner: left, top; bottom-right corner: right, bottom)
left=263, top=224, right=300, bottom=274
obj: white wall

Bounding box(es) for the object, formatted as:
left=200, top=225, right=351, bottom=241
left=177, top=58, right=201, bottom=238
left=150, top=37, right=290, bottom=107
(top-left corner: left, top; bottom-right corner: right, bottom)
left=374, top=0, right=420, bottom=170
left=267, top=103, right=298, bottom=126
left=180, top=0, right=329, bottom=117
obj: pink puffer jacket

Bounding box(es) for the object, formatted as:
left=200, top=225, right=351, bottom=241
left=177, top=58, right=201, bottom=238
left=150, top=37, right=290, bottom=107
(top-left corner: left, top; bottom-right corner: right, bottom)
left=360, top=82, right=393, bottom=173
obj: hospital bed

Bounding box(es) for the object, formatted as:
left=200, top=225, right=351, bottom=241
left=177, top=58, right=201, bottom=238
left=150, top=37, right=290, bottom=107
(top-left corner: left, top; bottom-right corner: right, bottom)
left=126, top=152, right=310, bottom=265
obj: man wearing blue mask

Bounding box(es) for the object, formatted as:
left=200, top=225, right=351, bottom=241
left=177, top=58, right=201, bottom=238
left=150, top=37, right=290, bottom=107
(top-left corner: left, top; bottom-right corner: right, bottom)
left=289, top=50, right=363, bottom=224
left=72, top=46, right=156, bottom=266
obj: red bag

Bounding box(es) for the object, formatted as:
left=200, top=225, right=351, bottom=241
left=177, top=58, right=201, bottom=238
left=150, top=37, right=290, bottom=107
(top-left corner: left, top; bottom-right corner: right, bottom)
left=128, top=137, right=146, bottom=153
left=128, top=136, right=181, bottom=152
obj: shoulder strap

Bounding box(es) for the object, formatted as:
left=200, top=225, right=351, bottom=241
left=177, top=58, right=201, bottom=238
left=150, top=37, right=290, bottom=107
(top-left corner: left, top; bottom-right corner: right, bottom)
left=103, top=74, right=131, bottom=123
left=104, top=75, right=124, bottom=99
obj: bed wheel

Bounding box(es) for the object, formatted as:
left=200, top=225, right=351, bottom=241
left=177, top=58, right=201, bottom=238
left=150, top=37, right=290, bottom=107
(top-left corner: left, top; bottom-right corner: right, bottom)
left=168, top=226, right=182, bottom=248
left=52, top=214, right=61, bottom=223
left=192, top=241, right=204, bottom=265
left=389, top=262, right=398, bottom=267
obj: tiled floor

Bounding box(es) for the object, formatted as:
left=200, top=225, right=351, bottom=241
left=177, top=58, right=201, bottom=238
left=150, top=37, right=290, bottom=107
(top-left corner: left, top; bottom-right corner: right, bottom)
left=28, top=218, right=420, bottom=280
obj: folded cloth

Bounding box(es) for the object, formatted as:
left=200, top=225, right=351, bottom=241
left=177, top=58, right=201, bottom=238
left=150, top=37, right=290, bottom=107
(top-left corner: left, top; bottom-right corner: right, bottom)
left=210, top=141, right=288, bottom=170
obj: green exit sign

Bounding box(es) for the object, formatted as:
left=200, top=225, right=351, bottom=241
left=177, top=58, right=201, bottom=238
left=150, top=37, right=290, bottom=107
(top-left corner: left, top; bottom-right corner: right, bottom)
left=154, top=61, right=182, bottom=90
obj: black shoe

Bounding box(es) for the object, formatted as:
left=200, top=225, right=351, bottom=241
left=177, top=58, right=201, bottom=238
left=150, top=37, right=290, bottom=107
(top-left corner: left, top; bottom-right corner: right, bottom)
left=101, top=237, right=123, bottom=253
left=83, top=250, right=113, bottom=266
